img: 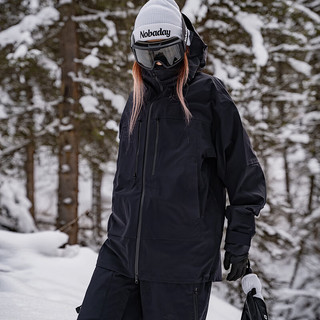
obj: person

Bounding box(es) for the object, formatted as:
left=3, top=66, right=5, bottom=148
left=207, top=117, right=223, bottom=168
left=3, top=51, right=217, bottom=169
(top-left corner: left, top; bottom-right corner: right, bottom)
left=76, top=0, right=267, bottom=319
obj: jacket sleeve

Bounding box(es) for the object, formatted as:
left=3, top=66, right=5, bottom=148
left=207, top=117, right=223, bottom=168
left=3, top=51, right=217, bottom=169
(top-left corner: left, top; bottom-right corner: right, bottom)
left=211, top=77, right=267, bottom=256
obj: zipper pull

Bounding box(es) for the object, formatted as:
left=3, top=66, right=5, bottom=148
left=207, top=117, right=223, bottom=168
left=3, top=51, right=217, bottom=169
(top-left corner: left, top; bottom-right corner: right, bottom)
left=135, top=274, right=139, bottom=284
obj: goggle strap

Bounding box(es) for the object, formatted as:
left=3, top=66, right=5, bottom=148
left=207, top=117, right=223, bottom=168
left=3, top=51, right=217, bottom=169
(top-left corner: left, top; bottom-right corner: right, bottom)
left=181, top=15, right=191, bottom=46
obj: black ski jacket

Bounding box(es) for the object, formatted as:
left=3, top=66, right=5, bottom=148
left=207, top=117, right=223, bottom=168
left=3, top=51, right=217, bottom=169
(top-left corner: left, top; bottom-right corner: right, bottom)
left=97, top=15, right=267, bottom=284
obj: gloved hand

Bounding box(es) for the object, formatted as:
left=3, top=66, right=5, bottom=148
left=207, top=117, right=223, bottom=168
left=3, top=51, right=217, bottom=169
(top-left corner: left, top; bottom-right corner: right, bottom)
left=223, top=251, right=248, bottom=281
left=241, top=273, right=264, bottom=300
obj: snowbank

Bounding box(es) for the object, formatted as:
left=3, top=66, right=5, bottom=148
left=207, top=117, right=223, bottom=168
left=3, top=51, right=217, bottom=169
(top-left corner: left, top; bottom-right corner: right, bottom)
left=0, top=230, right=241, bottom=319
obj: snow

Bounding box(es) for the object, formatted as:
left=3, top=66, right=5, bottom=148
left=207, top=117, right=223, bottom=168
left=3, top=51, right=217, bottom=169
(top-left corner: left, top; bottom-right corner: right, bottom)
left=61, top=164, right=71, bottom=173
left=100, top=19, right=118, bottom=46
left=78, top=158, right=92, bottom=217
left=0, top=87, right=13, bottom=118
left=63, top=145, right=72, bottom=151
left=308, top=158, right=320, bottom=175
left=0, top=230, right=242, bottom=319
left=100, top=88, right=126, bottom=113
left=0, top=178, right=36, bottom=233
left=0, top=7, right=60, bottom=50
left=82, top=48, right=100, bottom=68
left=182, top=0, right=207, bottom=23
left=278, top=288, right=320, bottom=300
left=69, top=74, right=126, bottom=114
left=33, top=147, right=112, bottom=228
left=207, top=296, right=242, bottom=320
left=0, top=230, right=96, bottom=320
left=288, top=57, right=312, bottom=76
left=106, top=119, right=120, bottom=142
left=204, top=19, right=231, bottom=33
left=127, top=1, right=134, bottom=9
left=34, top=147, right=58, bottom=219
left=247, top=101, right=263, bottom=121
left=302, top=111, right=320, bottom=124
left=34, top=52, right=60, bottom=81
left=29, top=0, right=39, bottom=11
left=274, top=91, right=308, bottom=102
left=63, top=197, right=72, bottom=204
left=99, top=35, right=113, bottom=47
left=83, top=55, right=100, bottom=69
left=79, top=95, right=100, bottom=114
left=210, top=57, right=244, bottom=90
left=236, top=12, right=268, bottom=66
left=293, top=3, right=320, bottom=24
left=288, top=133, right=310, bottom=144
left=10, top=44, right=28, bottom=59
left=59, top=124, right=74, bottom=131
left=0, top=105, right=7, bottom=119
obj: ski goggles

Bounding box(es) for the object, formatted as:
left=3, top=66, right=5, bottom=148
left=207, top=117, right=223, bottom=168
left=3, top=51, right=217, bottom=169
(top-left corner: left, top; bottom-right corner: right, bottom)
left=130, top=36, right=186, bottom=70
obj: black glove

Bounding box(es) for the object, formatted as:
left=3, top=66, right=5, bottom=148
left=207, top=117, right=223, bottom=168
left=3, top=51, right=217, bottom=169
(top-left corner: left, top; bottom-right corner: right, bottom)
left=223, top=251, right=249, bottom=281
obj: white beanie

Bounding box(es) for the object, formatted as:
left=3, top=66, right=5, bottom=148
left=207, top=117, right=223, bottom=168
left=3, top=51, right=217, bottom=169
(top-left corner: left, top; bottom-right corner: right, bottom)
left=132, top=0, right=185, bottom=43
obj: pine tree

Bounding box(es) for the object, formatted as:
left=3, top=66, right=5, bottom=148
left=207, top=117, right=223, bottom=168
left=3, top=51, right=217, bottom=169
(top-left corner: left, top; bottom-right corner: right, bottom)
left=0, top=0, right=60, bottom=231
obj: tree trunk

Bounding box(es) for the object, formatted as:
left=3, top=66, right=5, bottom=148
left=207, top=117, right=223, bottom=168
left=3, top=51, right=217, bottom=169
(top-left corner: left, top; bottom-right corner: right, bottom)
left=308, top=175, right=314, bottom=213
left=56, top=1, right=80, bottom=245
left=92, top=164, right=103, bottom=240
left=283, top=145, right=292, bottom=208
left=25, top=141, right=35, bottom=220
left=25, top=84, right=35, bottom=222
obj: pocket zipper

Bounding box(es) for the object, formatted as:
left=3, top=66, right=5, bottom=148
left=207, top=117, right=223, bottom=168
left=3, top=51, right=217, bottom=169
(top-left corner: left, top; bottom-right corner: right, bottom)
left=134, top=120, right=142, bottom=178
left=152, top=118, right=160, bottom=176
left=193, top=287, right=199, bottom=320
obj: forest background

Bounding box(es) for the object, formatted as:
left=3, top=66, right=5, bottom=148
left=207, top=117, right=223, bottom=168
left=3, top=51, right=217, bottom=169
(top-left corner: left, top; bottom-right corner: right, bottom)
left=0, top=0, right=319, bottom=319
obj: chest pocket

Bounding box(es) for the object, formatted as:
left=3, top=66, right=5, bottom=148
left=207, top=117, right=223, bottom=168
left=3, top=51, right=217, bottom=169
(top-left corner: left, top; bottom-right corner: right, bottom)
left=150, top=116, right=195, bottom=176
left=113, top=121, right=141, bottom=192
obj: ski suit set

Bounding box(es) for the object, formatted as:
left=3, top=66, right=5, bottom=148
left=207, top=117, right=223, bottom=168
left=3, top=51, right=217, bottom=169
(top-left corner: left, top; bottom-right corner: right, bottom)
left=77, top=13, right=267, bottom=320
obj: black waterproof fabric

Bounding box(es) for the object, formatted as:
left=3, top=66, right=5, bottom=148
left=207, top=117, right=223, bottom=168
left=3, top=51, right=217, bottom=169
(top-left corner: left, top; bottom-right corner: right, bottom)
left=97, top=14, right=267, bottom=284
left=77, top=266, right=212, bottom=320
left=241, top=289, right=269, bottom=320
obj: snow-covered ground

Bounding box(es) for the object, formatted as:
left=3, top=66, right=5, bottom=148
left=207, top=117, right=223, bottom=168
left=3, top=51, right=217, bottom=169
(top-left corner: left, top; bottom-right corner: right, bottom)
left=0, top=230, right=241, bottom=320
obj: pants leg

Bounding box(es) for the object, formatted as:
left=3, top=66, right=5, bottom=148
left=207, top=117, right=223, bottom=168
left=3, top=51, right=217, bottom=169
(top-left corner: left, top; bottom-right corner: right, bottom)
left=77, top=266, right=142, bottom=320
left=77, top=265, right=212, bottom=320
left=140, top=280, right=212, bottom=320
left=121, top=282, right=143, bottom=320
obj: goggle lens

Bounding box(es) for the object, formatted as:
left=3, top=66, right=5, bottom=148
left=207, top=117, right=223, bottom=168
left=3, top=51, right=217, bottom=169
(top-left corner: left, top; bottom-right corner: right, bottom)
left=132, top=39, right=185, bottom=70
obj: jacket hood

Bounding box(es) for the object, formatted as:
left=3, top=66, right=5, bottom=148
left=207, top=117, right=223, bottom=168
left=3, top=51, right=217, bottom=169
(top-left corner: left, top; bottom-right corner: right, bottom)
left=182, top=13, right=208, bottom=82
left=140, top=13, right=208, bottom=94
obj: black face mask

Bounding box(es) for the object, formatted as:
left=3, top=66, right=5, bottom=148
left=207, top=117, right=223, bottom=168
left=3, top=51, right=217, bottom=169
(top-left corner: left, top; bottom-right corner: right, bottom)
left=141, top=59, right=184, bottom=89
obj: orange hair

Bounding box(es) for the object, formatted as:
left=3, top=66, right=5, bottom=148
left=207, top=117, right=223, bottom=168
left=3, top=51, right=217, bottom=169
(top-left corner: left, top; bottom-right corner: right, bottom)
left=129, top=48, right=192, bottom=136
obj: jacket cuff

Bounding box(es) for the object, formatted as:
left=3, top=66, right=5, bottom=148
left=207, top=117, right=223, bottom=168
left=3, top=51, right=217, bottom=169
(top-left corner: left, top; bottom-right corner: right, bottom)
left=225, top=230, right=252, bottom=246
left=224, top=242, right=250, bottom=256
left=225, top=205, right=256, bottom=237
left=224, top=205, right=256, bottom=255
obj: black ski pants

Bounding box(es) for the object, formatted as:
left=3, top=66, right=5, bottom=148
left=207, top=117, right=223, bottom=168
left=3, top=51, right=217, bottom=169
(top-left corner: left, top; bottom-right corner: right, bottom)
left=77, top=266, right=212, bottom=320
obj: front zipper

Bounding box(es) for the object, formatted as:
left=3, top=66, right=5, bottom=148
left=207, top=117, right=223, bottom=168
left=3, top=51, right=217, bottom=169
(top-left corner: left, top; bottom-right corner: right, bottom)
left=193, top=287, right=199, bottom=320
left=134, top=102, right=155, bottom=284
left=134, top=120, right=142, bottom=178
left=152, top=117, right=160, bottom=176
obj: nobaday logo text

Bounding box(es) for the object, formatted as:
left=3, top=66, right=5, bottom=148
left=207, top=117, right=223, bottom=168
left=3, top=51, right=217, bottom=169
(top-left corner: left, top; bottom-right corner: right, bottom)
left=140, top=28, right=171, bottom=39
